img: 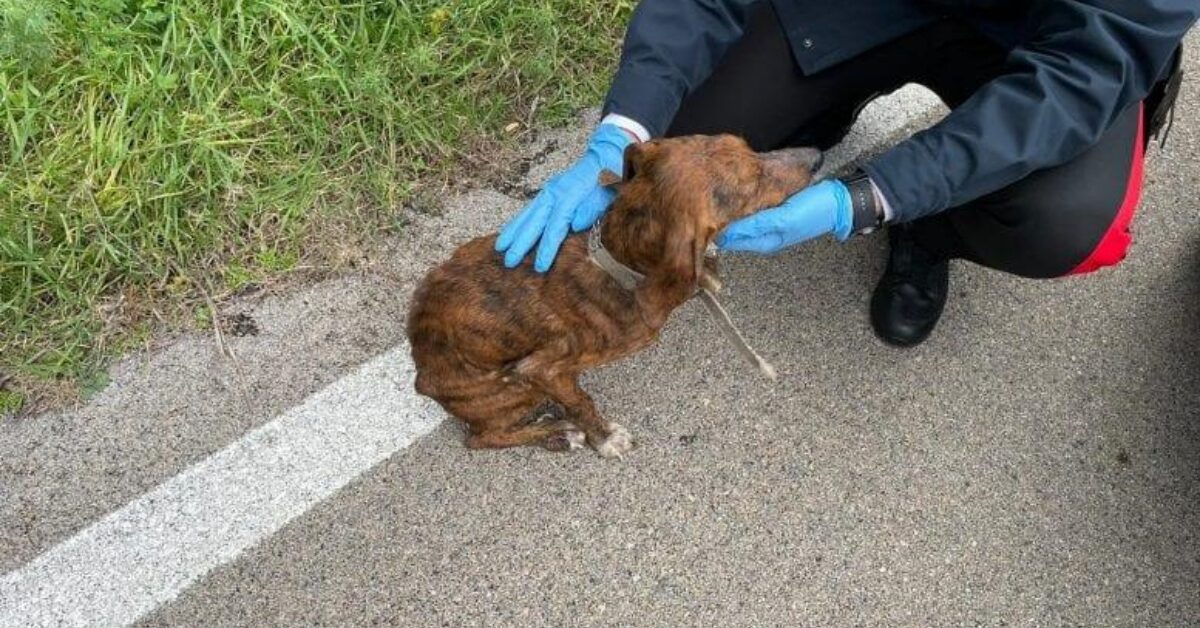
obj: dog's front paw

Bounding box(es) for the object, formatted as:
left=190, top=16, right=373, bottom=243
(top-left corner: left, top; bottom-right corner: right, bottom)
left=595, top=423, right=634, bottom=459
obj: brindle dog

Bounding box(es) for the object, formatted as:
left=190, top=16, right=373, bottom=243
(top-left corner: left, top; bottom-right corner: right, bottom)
left=407, top=135, right=821, bottom=456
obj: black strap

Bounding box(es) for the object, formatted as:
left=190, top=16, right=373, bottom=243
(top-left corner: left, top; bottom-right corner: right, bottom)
left=844, top=170, right=883, bottom=234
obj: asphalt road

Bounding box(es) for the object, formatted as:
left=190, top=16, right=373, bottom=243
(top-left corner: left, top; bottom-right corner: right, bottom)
left=3, top=36, right=1198, bottom=628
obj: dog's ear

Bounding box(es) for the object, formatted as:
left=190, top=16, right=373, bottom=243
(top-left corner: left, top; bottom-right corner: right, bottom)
left=635, top=209, right=716, bottom=330
left=659, top=207, right=716, bottom=293
left=599, top=141, right=658, bottom=188
left=597, top=169, right=622, bottom=187
left=621, top=141, right=659, bottom=182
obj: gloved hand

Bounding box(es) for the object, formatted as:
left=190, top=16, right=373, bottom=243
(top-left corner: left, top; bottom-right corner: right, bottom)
left=495, top=123, right=634, bottom=271
left=715, top=179, right=853, bottom=254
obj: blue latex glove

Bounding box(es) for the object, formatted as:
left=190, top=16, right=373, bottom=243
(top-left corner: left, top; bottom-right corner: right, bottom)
left=495, top=123, right=633, bottom=271
left=716, top=179, right=854, bottom=254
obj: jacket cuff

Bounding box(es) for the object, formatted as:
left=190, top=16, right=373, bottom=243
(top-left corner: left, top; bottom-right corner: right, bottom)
left=603, top=67, right=687, bottom=139
left=862, top=139, right=951, bottom=224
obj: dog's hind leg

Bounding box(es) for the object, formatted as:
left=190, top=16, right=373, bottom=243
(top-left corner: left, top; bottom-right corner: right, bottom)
left=513, top=345, right=634, bottom=458
left=467, top=421, right=586, bottom=451
left=450, top=382, right=583, bottom=452
left=534, top=374, right=633, bottom=459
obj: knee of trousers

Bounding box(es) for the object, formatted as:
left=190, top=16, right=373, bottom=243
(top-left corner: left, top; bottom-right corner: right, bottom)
left=946, top=192, right=1138, bottom=280
left=941, top=103, right=1147, bottom=279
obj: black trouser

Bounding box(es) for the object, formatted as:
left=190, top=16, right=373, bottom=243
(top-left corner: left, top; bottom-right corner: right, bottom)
left=665, top=3, right=1148, bottom=279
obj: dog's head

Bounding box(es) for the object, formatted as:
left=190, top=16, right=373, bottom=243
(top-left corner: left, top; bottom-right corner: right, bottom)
left=598, top=134, right=821, bottom=305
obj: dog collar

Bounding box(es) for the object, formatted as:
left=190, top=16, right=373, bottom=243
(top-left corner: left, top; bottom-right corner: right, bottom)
left=587, top=227, right=778, bottom=381
left=588, top=227, right=643, bottom=290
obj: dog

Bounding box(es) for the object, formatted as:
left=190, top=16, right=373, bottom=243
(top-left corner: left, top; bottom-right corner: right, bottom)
left=407, top=134, right=821, bottom=456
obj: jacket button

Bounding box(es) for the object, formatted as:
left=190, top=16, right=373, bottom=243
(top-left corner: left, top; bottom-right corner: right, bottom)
left=803, top=38, right=813, bottom=48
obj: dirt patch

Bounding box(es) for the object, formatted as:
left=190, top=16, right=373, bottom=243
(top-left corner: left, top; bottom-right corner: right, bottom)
left=223, top=313, right=260, bottom=338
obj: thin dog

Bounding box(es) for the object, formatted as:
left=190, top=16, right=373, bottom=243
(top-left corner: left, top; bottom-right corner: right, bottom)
left=407, top=135, right=821, bottom=456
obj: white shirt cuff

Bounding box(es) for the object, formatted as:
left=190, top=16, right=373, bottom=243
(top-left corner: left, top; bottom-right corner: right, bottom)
left=600, top=113, right=650, bottom=143
left=869, top=179, right=895, bottom=223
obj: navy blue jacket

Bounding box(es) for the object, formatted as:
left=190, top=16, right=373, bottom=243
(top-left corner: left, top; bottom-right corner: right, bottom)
left=604, top=1, right=1197, bottom=222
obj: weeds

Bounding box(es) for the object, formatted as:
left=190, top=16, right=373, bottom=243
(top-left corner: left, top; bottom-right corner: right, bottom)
left=0, top=0, right=633, bottom=401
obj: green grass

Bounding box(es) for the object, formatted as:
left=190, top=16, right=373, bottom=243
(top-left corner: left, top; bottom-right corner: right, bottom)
left=0, top=390, right=23, bottom=417
left=0, top=0, right=633, bottom=401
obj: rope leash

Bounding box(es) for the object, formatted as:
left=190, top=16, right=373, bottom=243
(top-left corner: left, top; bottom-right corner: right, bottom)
left=588, top=228, right=778, bottom=381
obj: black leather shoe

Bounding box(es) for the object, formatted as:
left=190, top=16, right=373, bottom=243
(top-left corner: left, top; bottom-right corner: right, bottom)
left=870, top=226, right=949, bottom=347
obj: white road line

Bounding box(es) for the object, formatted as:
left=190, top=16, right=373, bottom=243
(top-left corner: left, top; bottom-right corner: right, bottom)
left=0, top=344, right=444, bottom=628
